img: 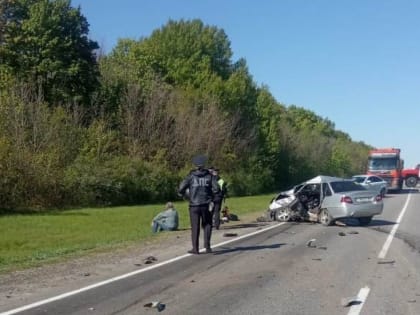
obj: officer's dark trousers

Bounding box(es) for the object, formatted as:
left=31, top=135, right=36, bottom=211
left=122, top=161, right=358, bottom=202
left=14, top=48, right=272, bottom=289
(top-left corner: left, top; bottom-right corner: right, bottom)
left=212, top=200, right=222, bottom=229
left=189, top=204, right=212, bottom=252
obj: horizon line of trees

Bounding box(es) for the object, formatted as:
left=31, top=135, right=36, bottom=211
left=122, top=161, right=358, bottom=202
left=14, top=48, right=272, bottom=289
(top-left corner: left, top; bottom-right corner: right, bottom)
left=0, top=0, right=371, bottom=212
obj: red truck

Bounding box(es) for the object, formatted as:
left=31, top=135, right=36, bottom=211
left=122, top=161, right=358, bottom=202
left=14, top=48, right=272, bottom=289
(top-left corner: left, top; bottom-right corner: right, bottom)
left=367, top=148, right=419, bottom=190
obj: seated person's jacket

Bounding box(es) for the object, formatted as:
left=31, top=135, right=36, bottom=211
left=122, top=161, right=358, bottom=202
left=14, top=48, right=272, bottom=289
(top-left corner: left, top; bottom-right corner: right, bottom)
left=153, top=208, right=179, bottom=230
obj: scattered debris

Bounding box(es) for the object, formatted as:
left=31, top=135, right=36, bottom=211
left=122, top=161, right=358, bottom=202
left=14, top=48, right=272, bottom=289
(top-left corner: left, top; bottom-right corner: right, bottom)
left=306, top=239, right=317, bottom=248
left=223, top=233, right=238, bottom=237
left=407, top=299, right=417, bottom=303
left=377, top=259, right=395, bottom=265
left=88, top=307, right=95, bottom=311
left=338, top=232, right=346, bottom=236
left=341, top=297, right=361, bottom=307
left=312, top=258, right=322, bottom=261
left=317, top=246, right=328, bottom=250
left=83, top=272, right=91, bottom=277
left=190, top=279, right=195, bottom=283
left=134, top=263, right=142, bottom=266
left=6, top=295, right=12, bottom=299
left=144, top=301, right=166, bottom=312
left=144, top=256, right=158, bottom=264
left=348, top=231, right=359, bottom=234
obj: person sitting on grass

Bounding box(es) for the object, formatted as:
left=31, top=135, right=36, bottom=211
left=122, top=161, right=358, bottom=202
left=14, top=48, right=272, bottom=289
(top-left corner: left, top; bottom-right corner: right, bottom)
left=151, top=202, right=179, bottom=233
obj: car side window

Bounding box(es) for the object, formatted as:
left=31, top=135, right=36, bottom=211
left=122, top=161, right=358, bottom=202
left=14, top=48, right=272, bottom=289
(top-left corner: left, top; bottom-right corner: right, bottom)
left=370, top=176, right=380, bottom=183
left=322, top=183, right=332, bottom=196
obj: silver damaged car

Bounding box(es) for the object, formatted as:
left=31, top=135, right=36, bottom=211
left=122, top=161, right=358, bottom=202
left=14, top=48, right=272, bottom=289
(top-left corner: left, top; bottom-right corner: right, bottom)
left=268, top=175, right=384, bottom=226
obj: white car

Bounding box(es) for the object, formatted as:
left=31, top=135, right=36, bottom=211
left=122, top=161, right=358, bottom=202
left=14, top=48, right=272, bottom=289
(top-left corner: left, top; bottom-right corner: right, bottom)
left=352, top=175, right=387, bottom=197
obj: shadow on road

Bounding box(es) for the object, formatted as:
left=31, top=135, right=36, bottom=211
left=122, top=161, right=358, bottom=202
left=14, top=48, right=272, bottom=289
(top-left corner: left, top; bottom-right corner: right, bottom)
left=368, top=219, right=397, bottom=227
left=388, top=188, right=419, bottom=195
left=213, top=243, right=286, bottom=255
left=337, top=218, right=396, bottom=227
left=220, top=222, right=270, bottom=230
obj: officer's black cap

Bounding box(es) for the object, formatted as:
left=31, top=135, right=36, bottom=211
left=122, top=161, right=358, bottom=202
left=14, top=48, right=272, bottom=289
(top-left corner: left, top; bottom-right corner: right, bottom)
left=192, top=155, right=207, bottom=167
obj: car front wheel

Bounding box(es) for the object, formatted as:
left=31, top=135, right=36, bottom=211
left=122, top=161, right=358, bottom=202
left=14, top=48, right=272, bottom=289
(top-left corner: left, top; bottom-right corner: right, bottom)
left=275, top=207, right=292, bottom=222
left=319, top=209, right=334, bottom=226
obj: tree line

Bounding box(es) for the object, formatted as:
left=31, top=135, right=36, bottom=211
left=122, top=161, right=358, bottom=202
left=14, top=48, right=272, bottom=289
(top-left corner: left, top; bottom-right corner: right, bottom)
left=0, top=0, right=371, bottom=212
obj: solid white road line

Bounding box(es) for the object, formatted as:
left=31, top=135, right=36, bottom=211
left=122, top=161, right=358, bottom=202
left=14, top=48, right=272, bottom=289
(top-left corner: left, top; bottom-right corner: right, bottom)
left=0, top=222, right=286, bottom=315
left=378, top=192, right=412, bottom=259
left=348, top=192, right=412, bottom=315
left=347, top=286, right=370, bottom=315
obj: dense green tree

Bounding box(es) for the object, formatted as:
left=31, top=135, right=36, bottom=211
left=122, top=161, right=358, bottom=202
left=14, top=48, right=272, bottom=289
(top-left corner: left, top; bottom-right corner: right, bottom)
left=0, top=0, right=99, bottom=106
left=141, top=19, right=232, bottom=86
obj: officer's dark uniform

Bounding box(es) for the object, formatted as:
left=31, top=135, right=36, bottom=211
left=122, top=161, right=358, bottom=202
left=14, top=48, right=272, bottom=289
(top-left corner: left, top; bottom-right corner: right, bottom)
left=209, top=168, right=227, bottom=230
left=178, top=156, right=219, bottom=254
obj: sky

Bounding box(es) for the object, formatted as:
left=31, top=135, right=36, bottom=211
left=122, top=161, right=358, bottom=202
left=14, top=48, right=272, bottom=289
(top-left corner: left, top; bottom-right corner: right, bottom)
left=71, top=0, right=420, bottom=168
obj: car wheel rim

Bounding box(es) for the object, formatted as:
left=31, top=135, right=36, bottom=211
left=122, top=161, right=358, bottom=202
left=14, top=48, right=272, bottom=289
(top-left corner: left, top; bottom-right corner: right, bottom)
left=276, top=208, right=290, bottom=221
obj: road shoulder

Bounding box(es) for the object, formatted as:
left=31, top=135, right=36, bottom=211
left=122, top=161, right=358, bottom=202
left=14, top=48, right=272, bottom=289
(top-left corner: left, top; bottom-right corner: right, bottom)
left=0, top=211, right=272, bottom=312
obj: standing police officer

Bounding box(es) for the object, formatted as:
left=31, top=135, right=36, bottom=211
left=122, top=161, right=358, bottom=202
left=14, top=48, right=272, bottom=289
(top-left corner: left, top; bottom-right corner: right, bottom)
left=209, top=167, right=228, bottom=230
left=178, top=155, right=220, bottom=254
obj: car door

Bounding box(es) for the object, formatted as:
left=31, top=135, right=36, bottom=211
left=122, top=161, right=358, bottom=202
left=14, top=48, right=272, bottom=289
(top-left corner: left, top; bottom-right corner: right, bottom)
left=367, top=176, right=382, bottom=194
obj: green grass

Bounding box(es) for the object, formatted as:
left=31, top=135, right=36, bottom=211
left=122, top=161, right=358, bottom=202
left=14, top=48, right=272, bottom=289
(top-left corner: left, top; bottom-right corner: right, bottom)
left=0, top=194, right=273, bottom=273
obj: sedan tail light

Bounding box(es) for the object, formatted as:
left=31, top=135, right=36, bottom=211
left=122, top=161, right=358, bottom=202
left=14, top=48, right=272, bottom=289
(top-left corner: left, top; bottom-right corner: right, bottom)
left=375, top=195, right=382, bottom=202
left=340, top=196, right=353, bottom=204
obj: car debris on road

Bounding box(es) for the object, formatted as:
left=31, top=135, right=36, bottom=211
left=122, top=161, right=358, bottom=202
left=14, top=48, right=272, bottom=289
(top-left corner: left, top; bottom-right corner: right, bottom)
left=341, top=296, right=362, bottom=307
left=144, top=256, right=158, bottom=264
left=144, top=301, right=166, bottom=312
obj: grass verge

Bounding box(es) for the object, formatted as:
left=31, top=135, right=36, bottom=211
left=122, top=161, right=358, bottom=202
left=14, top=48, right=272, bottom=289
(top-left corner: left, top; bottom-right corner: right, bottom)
left=0, top=194, right=272, bottom=273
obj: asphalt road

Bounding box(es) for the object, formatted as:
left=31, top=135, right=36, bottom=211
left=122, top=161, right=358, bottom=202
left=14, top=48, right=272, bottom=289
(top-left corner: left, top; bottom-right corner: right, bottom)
left=3, top=188, right=420, bottom=315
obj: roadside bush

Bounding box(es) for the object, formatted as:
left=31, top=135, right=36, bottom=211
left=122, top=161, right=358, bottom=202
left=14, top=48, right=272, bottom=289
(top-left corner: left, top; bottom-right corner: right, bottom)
left=64, top=156, right=180, bottom=207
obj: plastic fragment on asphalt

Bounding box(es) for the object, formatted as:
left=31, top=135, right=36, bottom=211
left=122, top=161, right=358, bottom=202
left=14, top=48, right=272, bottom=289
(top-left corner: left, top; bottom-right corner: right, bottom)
left=306, top=239, right=316, bottom=247
left=317, top=246, right=327, bottom=250
left=341, top=296, right=361, bottom=307
left=312, top=258, right=322, bottom=261
left=338, top=232, right=346, bottom=236
left=144, top=301, right=166, bottom=312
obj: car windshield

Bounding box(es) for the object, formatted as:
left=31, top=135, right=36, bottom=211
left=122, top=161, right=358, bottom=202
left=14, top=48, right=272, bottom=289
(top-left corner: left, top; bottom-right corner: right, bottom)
left=352, top=177, right=365, bottom=184
left=330, top=181, right=366, bottom=193
left=368, top=157, right=397, bottom=171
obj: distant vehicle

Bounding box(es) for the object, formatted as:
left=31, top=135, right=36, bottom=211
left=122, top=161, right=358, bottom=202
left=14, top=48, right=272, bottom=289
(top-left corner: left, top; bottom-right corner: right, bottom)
left=268, top=175, right=383, bottom=226
left=352, top=175, right=387, bottom=197
left=367, top=148, right=403, bottom=191
left=367, top=148, right=419, bottom=189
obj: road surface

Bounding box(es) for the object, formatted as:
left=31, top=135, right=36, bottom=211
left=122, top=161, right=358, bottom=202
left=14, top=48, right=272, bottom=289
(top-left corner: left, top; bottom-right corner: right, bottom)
left=2, top=189, right=420, bottom=315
